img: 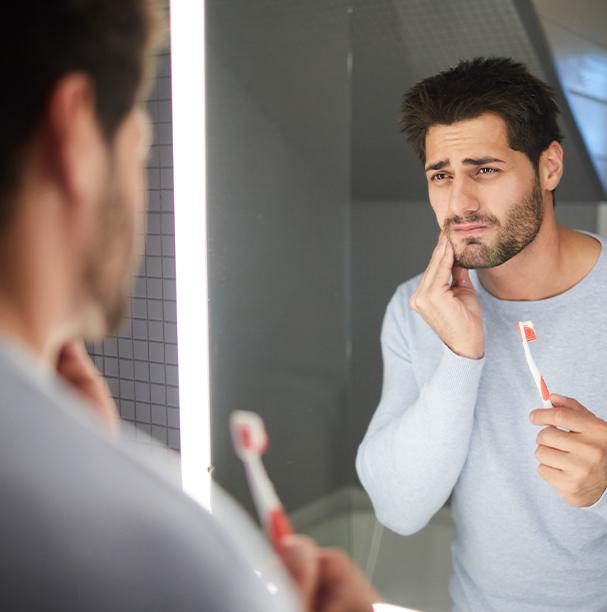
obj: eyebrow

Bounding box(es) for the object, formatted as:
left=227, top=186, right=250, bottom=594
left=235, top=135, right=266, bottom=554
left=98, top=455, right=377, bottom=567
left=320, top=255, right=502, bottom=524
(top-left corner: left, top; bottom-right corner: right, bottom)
left=424, top=157, right=506, bottom=172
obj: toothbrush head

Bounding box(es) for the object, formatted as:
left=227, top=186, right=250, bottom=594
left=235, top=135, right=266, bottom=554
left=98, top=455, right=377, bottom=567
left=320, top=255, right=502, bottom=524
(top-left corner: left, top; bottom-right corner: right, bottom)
left=517, top=320, right=537, bottom=343
left=230, top=410, right=269, bottom=459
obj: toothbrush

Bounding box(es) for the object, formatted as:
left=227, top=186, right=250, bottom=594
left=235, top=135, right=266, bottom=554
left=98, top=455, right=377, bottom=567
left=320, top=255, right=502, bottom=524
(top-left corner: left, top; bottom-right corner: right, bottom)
left=516, top=320, right=552, bottom=408
left=230, top=410, right=293, bottom=552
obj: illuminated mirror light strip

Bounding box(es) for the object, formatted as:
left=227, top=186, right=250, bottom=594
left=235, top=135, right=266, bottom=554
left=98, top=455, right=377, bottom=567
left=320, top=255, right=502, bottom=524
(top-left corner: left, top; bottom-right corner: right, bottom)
left=170, top=0, right=211, bottom=511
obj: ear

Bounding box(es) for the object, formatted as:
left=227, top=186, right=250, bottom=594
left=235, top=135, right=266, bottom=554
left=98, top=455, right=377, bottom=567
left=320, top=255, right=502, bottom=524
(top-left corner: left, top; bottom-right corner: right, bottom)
left=43, top=73, right=107, bottom=211
left=538, top=140, right=563, bottom=193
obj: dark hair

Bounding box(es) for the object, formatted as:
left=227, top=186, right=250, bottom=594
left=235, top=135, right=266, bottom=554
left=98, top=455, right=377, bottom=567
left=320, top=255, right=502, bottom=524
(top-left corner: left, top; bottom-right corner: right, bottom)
left=400, top=57, right=563, bottom=167
left=0, top=0, right=166, bottom=227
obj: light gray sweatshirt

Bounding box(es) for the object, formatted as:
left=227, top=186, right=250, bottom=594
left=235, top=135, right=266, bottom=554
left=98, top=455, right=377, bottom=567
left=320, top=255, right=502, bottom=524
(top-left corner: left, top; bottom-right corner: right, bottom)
left=0, top=338, right=296, bottom=611
left=357, top=233, right=607, bottom=612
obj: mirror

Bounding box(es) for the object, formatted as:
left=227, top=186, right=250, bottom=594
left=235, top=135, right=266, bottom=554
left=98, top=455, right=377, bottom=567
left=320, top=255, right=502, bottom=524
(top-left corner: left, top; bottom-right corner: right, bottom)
left=204, top=1, right=607, bottom=610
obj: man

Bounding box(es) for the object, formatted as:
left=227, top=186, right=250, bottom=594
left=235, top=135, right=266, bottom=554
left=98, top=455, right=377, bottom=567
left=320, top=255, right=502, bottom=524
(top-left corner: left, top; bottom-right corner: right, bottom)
left=357, top=57, right=607, bottom=611
left=0, top=1, right=381, bottom=610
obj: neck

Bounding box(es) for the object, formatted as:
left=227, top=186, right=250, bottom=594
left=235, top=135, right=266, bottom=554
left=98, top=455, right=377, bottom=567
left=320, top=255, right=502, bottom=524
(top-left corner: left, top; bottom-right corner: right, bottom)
left=477, top=209, right=600, bottom=301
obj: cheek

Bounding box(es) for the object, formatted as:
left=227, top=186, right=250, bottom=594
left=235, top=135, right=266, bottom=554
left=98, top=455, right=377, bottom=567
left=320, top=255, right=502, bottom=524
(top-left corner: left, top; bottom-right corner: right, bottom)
left=117, top=114, right=149, bottom=224
left=123, top=159, right=146, bottom=223
left=109, top=166, right=145, bottom=265
left=428, top=194, right=447, bottom=227
left=134, top=164, right=147, bottom=216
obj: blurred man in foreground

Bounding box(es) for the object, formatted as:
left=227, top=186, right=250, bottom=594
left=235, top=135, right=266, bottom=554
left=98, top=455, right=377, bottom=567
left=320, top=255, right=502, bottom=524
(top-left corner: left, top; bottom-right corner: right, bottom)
left=0, top=2, right=381, bottom=610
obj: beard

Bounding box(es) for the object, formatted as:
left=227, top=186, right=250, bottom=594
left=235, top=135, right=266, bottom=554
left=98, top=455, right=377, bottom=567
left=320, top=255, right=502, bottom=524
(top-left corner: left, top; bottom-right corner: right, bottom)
left=81, top=166, right=142, bottom=339
left=444, top=176, right=544, bottom=269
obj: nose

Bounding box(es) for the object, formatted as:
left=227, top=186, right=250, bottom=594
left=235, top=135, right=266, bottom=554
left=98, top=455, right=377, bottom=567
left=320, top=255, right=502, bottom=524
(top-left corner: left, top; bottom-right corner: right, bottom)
left=448, top=176, right=480, bottom=219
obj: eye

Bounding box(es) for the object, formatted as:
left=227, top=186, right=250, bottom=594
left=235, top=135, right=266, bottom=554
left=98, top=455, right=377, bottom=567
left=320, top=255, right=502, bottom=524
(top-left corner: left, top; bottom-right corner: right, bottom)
left=478, top=167, right=499, bottom=176
left=430, top=172, right=450, bottom=182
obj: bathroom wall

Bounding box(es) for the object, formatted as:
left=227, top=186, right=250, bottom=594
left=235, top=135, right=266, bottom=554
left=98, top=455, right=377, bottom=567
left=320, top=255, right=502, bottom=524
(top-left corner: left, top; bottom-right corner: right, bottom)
left=87, top=48, right=180, bottom=451
left=206, top=0, right=352, bottom=517
left=533, top=0, right=607, bottom=191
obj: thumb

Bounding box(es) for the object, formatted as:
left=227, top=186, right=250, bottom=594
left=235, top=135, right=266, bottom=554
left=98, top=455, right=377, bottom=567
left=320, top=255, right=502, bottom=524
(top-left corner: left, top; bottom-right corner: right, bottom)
left=279, top=535, right=320, bottom=610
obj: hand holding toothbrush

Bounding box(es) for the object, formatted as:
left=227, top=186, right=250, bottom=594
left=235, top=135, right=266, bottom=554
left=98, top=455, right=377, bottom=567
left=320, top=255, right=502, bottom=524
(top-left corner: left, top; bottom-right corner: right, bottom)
left=280, top=535, right=383, bottom=612
left=530, top=394, right=607, bottom=507
left=409, top=232, right=484, bottom=359
left=231, top=411, right=384, bottom=612
left=515, top=321, right=607, bottom=506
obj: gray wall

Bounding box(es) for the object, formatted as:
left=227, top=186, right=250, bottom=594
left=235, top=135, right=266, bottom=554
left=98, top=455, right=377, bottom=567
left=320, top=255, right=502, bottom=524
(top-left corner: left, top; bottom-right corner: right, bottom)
left=206, top=0, right=352, bottom=515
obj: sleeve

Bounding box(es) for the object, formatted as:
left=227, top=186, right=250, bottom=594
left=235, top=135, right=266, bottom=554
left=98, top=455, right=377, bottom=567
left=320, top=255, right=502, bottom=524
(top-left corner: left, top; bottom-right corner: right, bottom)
left=355, top=287, right=485, bottom=535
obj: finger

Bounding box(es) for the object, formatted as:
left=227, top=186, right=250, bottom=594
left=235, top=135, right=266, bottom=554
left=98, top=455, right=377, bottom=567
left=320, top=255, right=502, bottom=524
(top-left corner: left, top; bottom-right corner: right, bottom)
left=417, top=233, right=448, bottom=293
left=536, top=426, right=579, bottom=452
left=56, top=342, right=80, bottom=370
left=279, top=535, right=320, bottom=609
left=537, top=463, right=565, bottom=487
left=317, top=548, right=352, bottom=582
left=316, top=549, right=380, bottom=612
left=420, top=234, right=454, bottom=291
left=57, top=338, right=87, bottom=360
left=550, top=394, right=590, bottom=413
left=529, top=408, right=590, bottom=433
left=535, top=444, right=574, bottom=471
left=56, top=355, right=89, bottom=384
left=57, top=340, right=94, bottom=377
left=57, top=352, right=97, bottom=387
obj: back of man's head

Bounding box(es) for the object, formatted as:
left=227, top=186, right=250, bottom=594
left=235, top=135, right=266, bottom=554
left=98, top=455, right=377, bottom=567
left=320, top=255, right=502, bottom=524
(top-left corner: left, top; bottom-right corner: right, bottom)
left=0, top=1, right=165, bottom=229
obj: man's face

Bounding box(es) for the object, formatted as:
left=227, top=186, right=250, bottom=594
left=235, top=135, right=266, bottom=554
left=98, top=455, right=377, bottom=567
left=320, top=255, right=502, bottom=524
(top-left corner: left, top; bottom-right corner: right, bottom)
left=424, top=113, right=544, bottom=269
left=82, top=108, right=151, bottom=337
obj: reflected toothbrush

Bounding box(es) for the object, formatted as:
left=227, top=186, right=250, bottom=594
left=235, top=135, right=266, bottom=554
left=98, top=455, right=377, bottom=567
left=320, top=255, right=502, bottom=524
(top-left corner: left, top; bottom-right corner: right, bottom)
left=516, top=320, right=552, bottom=408
left=230, top=410, right=293, bottom=552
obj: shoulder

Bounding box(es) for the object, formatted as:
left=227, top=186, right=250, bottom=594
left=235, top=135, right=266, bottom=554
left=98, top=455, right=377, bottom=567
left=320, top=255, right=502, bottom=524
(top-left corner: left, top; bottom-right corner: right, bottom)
left=573, top=230, right=605, bottom=260
left=382, top=273, right=437, bottom=348
left=0, top=357, right=279, bottom=611
left=577, top=231, right=607, bottom=285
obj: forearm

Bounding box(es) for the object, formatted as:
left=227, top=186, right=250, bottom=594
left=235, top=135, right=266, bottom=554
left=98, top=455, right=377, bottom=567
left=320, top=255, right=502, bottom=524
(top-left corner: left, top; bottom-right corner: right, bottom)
left=357, top=347, right=484, bottom=535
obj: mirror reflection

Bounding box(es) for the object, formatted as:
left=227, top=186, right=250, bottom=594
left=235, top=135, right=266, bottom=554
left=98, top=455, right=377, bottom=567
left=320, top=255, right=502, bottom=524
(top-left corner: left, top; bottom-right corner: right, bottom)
left=206, top=1, right=607, bottom=610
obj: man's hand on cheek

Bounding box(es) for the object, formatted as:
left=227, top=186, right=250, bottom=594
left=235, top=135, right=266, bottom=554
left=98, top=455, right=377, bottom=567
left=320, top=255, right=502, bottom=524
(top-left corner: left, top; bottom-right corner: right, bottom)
left=56, top=339, right=120, bottom=434
left=530, top=394, right=607, bottom=507
left=409, top=232, right=484, bottom=359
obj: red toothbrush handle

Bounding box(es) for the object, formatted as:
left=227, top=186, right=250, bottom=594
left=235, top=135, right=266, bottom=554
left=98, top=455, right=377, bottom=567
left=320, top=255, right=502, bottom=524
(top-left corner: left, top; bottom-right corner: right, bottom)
left=540, top=376, right=550, bottom=402
left=268, top=508, right=293, bottom=552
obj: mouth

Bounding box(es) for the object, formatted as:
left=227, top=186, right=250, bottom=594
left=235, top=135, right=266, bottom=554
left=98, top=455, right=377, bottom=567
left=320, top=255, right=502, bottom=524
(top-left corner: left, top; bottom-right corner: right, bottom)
left=451, top=224, right=489, bottom=236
